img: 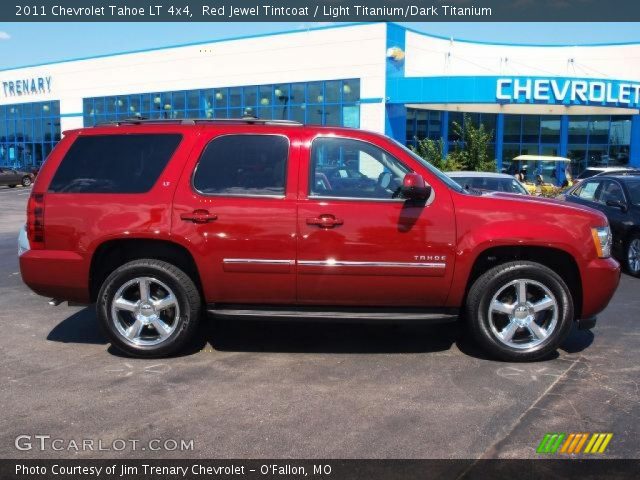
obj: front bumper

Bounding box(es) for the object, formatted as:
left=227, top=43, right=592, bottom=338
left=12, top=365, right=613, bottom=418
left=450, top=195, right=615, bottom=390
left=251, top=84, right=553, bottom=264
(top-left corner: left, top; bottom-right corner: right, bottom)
left=581, top=257, right=621, bottom=319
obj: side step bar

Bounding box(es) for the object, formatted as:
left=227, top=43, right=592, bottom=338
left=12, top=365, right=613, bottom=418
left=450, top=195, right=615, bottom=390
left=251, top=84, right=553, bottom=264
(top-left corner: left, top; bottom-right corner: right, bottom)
left=207, top=305, right=459, bottom=323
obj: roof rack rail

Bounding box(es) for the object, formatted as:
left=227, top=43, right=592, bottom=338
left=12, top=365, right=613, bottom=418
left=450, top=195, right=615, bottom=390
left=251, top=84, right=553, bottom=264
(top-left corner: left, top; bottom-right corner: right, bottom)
left=97, top=116, right=303, bottom=127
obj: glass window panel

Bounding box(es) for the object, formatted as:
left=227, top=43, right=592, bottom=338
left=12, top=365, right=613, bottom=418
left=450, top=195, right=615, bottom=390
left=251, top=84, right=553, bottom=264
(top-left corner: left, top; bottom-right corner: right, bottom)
left=290, top=105, right=305, bottom=124
left=307, top=105, right=323, bottom=125
left=324, top=105, right=341, bottom=126
left=50, top=102, right=60, bottom=116
left=307, top=82, right=323, bottom=104
left=588, top=144, right=608, bottom=166
left=521, top=116, right=540, bottom=143
left=273, top=84, right=289, bottom=105
left=229, top=87, right=242, bottom=108
left=342, top=80, right=359, bottom=102
left=568, top=116, right=589, bottom=143
left=243, top=86, right=257, bottom=109
left=214, top=109, right=228, bottom=119
left=589, top=117, right=609, bottom=144
left=609, top=116, right=631, bottom=145
left=214, top=89, right=227, bottom=108
left=258, top=85, right=272, bottom=106
left=416, top=110, right=428, bottom=139
left=342, top=105, right=359, bottom=128
left=479, top=113, right=496, bottom=134
left=503, top=115, right=521, bottom=143
left=325, top=81, right=341, bottom=103
left=200, top=90, right=213, bottom=110
left=540, top=116, right=561, bottom=143
left=291, top=83, right=305, bottom=104
left=608, top=145, right=630, bottom=166
left=187, top=90, right=200, bottom=110
left=228, top=108, right=243, bottom=119
left=173, top=91, right=186, bottom=111
left=257, top=106, right=272, bottom=119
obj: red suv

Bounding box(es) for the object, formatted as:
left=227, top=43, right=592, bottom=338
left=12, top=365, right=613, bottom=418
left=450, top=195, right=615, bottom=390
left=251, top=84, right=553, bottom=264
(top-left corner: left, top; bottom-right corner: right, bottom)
left=19, top=119, right=620, bottom=361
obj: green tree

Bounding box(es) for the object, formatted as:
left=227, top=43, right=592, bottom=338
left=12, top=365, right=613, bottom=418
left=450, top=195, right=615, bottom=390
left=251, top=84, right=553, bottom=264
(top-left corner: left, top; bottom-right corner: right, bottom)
left=410, top=137, right=462, bottom=172
left=448, top=114, right=496, bottom=172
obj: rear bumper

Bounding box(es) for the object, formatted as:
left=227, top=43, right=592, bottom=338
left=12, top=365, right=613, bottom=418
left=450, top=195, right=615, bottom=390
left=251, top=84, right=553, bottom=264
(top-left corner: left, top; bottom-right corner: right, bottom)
left=581, top=257, right=621, bottom=319
left=19, top=249, right=90, bottom=303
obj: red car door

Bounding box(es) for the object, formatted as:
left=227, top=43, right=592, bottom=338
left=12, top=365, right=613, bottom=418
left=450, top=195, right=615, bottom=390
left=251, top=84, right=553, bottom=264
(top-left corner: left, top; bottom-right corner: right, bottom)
left=171, top=126, right=299, bottom=305
left=296, top=131, right=456, bottom=307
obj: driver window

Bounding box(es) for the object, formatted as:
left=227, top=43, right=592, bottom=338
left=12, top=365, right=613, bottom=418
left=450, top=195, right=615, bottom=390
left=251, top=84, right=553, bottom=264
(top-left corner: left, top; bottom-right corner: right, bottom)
left=598, top=181, right=625, bottom=205
left=309, top=137, right=409, bottom=199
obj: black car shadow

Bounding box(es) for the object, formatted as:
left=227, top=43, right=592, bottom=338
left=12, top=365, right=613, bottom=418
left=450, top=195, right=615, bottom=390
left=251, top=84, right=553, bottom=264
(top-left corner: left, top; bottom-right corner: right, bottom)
left=46, top=307, right=107, bottom=345
left=46, top=308, right=593, bottom=359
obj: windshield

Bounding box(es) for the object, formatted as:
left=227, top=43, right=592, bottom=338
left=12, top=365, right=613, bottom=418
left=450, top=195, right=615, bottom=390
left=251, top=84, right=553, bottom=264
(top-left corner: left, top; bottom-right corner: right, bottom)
left=625, top=180, right=640, bottom=206
left=391, top=139, right=465, bottom=193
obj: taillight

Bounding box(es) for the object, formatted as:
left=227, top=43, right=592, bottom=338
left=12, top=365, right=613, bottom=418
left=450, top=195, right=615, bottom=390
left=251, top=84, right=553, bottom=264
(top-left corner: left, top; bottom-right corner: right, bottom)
left=27, top=193, right=45, bottom=249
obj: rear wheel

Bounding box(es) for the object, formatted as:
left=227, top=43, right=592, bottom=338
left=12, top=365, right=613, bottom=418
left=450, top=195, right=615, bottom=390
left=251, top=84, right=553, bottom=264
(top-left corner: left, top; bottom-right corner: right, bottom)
left=21, top=176, right=32, bottom=187
left=625, top=234, right=640, bottom=277
left=466, top=261, right=574, bottom=362
left=8, top=185, right=16, bottom=188
left=97, top=259, right=201, bottom=357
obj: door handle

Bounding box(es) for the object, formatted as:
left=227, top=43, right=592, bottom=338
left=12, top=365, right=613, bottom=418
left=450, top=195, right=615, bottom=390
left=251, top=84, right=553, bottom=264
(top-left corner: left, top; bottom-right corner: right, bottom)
left=180, top=210, right=218, bottom=224
left=306, top=214, right=344, bottom=228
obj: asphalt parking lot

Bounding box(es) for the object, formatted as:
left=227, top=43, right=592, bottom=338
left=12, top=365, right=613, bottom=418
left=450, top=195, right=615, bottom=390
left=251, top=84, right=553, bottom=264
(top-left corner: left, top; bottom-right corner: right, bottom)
left=1, top=185, right=639, bottom=459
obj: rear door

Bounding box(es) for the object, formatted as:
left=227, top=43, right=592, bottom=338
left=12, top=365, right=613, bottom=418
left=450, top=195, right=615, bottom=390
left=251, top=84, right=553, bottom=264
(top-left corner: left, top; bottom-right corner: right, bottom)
left=171, top=128, right=299, bottom=305
left=296, top=133, right=456, bottom=307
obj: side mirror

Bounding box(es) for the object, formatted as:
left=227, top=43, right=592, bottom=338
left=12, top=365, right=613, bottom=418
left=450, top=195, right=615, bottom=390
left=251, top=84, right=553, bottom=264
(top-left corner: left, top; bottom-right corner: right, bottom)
left=606, top=199, right=628, bottom=212
left=401, top=173, right=431, bottom=201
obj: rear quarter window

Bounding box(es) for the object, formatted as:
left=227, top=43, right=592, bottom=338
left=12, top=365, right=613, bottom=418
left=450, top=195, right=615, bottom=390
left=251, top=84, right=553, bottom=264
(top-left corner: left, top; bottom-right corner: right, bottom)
left=48, top=134, right=182, bottom=193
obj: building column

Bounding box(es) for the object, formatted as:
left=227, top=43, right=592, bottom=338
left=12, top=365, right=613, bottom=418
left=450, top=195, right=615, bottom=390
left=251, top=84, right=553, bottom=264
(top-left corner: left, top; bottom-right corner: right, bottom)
left=559, top=114, right=569, bottom=157
left=441, top=111, right=449, bottom=158
left=630, top=115, right=640, bottom=168
left=384, top=103, right=407, bottom=143
left=495, top=113, right=504, bottom=172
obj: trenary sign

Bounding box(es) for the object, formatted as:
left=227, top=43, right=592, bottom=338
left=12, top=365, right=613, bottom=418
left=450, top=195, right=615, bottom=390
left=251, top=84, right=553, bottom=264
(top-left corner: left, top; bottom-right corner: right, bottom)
left=2, top=76, right=52, bottom=98
left=496, top=78, right=640, bottom=107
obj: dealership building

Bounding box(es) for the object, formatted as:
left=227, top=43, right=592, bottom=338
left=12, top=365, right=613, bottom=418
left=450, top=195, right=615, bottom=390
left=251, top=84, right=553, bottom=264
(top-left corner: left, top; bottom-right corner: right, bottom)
left=1, top=22, right=639, bottom=175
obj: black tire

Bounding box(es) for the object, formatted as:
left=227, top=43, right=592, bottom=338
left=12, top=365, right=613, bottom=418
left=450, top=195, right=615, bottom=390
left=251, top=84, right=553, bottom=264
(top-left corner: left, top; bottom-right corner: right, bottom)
left=8, top=184, right=16, bottom=188
left=465, top=261, right=574, bottom=362
left=21, top=176, right=32, bottom=187
left=97, top=259, right=201, bottom=357
left=624, top=233, right=640, bottom=277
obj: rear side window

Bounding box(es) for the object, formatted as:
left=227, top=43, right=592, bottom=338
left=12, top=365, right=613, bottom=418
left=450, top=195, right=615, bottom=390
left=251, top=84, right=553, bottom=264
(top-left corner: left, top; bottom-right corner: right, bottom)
left=49, top=134, right=182, bottom=193
left=193, top=135, right=288, bottom=196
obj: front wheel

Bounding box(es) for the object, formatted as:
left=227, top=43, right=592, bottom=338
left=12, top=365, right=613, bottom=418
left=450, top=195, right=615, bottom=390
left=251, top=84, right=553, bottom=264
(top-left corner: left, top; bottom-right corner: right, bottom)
left=97, top=259, right=202, bottom=357
left=466, top=261, right=574, bottom=362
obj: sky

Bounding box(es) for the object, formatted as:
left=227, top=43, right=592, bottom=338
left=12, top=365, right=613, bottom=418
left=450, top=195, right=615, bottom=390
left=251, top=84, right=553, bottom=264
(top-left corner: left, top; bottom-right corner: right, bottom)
left=0, top=22, right=639, bottom=69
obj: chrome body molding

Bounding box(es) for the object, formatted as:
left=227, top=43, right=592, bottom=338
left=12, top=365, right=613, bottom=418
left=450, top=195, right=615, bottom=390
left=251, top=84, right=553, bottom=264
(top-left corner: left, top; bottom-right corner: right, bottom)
left=223, top=258, right=295, bottom=265
left=297, top=260, right=446, bottom=269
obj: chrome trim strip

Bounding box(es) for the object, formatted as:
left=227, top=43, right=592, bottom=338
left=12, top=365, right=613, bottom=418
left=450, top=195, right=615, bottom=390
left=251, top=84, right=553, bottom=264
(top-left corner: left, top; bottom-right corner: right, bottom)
left=223, top=258, right=295, bottom=265
left=298, top=260, right=446, bottom=269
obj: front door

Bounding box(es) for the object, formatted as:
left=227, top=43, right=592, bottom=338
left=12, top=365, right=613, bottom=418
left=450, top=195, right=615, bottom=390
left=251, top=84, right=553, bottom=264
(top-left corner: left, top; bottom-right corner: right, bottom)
left=172, top=129, right=299, bottom=305
left=296, top=134, right=456, bottom=307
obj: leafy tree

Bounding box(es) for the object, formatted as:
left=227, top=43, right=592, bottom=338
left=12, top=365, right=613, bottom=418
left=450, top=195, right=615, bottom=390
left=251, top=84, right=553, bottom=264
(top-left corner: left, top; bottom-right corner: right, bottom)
left=410, top=137, right=462, bottom=172
left=448, top=114, right=496, bottom=172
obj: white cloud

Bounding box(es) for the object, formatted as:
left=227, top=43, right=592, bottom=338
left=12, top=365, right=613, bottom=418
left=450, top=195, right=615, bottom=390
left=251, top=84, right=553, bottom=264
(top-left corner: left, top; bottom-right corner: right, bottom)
left=0, top=31, right=10, bottom=40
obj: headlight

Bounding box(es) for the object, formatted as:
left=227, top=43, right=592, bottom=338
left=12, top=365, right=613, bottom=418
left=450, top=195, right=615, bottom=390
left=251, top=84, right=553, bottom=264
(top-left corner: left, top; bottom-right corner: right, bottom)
left=591, top=226, right=612, bottom=258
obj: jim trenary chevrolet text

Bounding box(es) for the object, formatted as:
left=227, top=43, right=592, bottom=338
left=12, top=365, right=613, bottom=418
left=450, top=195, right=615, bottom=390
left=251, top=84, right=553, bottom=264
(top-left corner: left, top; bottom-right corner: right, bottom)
left=18, top=118, right=621, bottom=361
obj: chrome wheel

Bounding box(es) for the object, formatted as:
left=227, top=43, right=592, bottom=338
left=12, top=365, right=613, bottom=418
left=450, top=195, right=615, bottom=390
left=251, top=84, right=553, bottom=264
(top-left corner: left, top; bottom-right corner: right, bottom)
left=488, top=279, right=558, bottom=350
left=110, top=277, right=180, bottom=346
left=628, top=239, right=640, bottom=274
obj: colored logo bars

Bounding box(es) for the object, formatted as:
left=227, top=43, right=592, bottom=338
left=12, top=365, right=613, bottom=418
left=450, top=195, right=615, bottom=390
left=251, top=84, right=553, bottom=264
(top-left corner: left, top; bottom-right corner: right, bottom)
left=537, top=433, right=613, bottom=454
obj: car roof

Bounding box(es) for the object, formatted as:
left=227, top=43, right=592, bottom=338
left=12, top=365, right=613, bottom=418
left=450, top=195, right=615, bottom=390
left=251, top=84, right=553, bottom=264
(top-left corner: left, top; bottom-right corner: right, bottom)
left=513, top=155, right=571, bottom=162
left=446, top=171, right=516, bottom=179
